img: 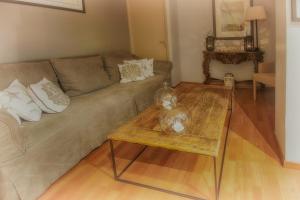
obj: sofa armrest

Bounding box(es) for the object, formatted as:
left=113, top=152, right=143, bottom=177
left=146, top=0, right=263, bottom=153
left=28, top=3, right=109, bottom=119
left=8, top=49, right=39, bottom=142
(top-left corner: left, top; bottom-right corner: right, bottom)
left=153, top=60, right=173, bottom=82
left=0, top=110, right=25, bottom=165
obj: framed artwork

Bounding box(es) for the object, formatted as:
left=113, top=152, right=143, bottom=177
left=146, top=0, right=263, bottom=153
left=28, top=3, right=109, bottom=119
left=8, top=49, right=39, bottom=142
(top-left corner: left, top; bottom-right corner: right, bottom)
left=292, top=0, right=300, bottom=22
left=213, top=0, right=253, bottom=39
left=0, top=0, right=85, bottom=13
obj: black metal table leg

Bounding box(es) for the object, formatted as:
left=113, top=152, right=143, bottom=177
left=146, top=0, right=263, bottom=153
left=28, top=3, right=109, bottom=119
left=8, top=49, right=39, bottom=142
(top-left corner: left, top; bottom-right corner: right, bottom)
left=109, top=140, right=147, bottom=179
left=109, top=140, right=118, bottom=179
left=109, top=140, right=206, bottom=200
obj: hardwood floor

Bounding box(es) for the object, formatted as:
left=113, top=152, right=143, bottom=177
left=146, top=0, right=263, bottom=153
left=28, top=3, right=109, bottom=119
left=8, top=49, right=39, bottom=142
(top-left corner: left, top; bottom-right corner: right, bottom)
left=233, top=87, right=280, bottom=162
left=39, top=84, right=300, bottom=200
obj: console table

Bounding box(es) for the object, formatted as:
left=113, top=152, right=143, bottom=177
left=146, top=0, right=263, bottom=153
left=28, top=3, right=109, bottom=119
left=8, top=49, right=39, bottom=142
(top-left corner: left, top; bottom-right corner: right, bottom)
left=203, top=51, right=264, bottom=83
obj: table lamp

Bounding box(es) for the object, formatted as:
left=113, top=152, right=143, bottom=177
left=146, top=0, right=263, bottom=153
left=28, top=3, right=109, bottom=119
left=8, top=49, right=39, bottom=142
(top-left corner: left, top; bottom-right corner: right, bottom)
left=245, top=6, right=267, bottom=50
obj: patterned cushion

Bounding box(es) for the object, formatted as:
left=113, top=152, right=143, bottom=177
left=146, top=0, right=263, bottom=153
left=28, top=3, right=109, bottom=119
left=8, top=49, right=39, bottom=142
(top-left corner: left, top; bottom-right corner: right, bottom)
left=28, top=78, right=70, bottom=113
left=118, top=63, right=146, bottom=83
left=124, top=58, right=154, bottom=78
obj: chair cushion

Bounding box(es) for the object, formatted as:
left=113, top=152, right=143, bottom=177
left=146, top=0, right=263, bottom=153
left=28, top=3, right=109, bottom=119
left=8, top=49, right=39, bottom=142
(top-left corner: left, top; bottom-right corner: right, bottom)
left=51, top=56, right=113, bottom=97
left=253, top=73, right=275, bottom=86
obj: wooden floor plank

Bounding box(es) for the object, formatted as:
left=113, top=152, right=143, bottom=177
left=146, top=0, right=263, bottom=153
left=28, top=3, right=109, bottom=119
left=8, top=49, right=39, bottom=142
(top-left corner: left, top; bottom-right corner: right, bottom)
left=39, top=86, right=300, bottom=200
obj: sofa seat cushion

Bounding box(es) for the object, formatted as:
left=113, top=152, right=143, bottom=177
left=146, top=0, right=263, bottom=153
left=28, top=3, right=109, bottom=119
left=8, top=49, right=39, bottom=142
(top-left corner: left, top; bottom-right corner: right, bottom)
left=109, top=75, right=165, bottom=113
left=0, top=74, right=166, bottom=200
left=0, top=110, right=24, bottom=164
left=21, top=74, right=165, bottom=150
left=1, top=86, right=138, bottom=200
left=21, top=87, right=137, bottom=151
left=51, top=56, right=113, bottom=97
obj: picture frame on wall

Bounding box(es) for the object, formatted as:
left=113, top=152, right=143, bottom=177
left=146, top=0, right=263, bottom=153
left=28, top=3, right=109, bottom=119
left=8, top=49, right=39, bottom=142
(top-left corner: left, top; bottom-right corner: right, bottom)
left=0, top=0, right=85, bottom=13
left=292, top=0, right=300, bottom=21
left=213, top=0, right=253, bottom=39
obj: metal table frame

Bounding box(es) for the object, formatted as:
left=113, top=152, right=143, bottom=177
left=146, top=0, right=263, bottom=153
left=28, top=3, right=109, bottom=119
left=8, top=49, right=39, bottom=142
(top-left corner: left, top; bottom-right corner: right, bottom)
left=109, top=98, right=232, bottom=200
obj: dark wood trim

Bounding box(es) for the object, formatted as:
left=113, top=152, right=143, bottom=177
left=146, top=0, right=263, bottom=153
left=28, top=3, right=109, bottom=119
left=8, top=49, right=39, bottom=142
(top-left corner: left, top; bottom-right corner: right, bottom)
left=212, top=0, right=253, bottom=39
left=0, top=0, right=86, bottom=13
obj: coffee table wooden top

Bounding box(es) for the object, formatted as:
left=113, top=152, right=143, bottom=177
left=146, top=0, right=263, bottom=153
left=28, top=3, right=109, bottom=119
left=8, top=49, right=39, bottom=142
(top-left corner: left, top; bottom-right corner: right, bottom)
left=108, top=84, right=232, bottom=157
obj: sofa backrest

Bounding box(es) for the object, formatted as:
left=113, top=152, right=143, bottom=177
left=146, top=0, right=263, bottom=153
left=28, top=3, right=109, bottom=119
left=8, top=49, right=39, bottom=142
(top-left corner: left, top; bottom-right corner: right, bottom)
left=51, top=55, right=113, bottom=97
left=0, top=52, right=136, bottom=90
left=102, top=52, right=138, bottom=83
left=0, top=61, right=58, bottom=90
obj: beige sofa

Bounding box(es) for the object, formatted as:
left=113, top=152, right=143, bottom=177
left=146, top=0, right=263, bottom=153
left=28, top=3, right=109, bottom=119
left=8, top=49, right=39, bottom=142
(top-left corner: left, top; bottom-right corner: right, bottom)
left=0, top=52, right=172, bottom=200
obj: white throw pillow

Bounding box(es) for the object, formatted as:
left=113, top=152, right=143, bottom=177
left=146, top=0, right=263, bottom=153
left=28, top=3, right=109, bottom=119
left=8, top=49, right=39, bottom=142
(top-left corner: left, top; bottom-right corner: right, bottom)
left=0, top=80, right=42, bottom=123
left=124, top=58, right=154, bottom=78
left=27, top=78, right=70, bottom=113
left=118, top=63, right=146, bottom=83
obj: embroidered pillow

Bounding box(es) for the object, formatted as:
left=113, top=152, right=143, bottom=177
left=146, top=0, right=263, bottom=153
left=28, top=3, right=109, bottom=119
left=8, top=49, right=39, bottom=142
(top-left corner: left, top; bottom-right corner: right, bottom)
left=27, top=78, right=70, bottom=113
left=0, top=80, right=42, bottom=123
left=124, top=58, right=154, bottom=78
left=118, top=63, right=146, bottom=83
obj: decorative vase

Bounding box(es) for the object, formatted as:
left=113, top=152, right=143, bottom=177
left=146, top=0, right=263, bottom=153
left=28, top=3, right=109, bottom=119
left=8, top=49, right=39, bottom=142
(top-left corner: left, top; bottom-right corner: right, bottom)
left=159, top=104, right=191, bottom=135
left=154, top=82, right=177, bottom=110
left=224, top=73, right=235, bottom=89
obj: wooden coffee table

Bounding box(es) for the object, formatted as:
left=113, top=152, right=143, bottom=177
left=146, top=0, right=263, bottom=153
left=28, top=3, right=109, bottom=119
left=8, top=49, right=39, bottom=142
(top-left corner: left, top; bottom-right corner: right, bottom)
left=107, top=84, right=232, bottom=200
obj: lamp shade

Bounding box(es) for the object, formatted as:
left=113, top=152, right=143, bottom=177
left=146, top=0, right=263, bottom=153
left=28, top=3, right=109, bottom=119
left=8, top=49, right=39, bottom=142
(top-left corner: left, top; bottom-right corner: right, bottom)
left=245, top=6, right=267, bottom=21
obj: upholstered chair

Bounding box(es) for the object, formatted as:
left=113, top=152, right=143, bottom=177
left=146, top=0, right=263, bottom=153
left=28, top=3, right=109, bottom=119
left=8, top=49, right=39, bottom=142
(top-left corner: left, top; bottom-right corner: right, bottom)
left=253, top=62, right=275, bottom=100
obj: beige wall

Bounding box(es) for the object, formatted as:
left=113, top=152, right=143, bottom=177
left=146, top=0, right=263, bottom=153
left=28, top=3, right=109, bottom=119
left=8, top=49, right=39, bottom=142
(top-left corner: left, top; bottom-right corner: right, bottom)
left=165, top=0, right=181, bottom=86
left=167, top=0, right=210, bottom=85
left=0, top=0, right=130, bottom=63
left=167, top=0, right=276, bottom=84
left=285, top=0, right=300, bottom=163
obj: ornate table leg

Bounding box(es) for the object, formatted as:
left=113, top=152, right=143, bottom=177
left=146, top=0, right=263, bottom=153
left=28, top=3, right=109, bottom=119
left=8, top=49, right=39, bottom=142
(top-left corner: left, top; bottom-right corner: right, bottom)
left=203, top=53, right=211, bottom=84
left=253, top=60, right=259, bottom=73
